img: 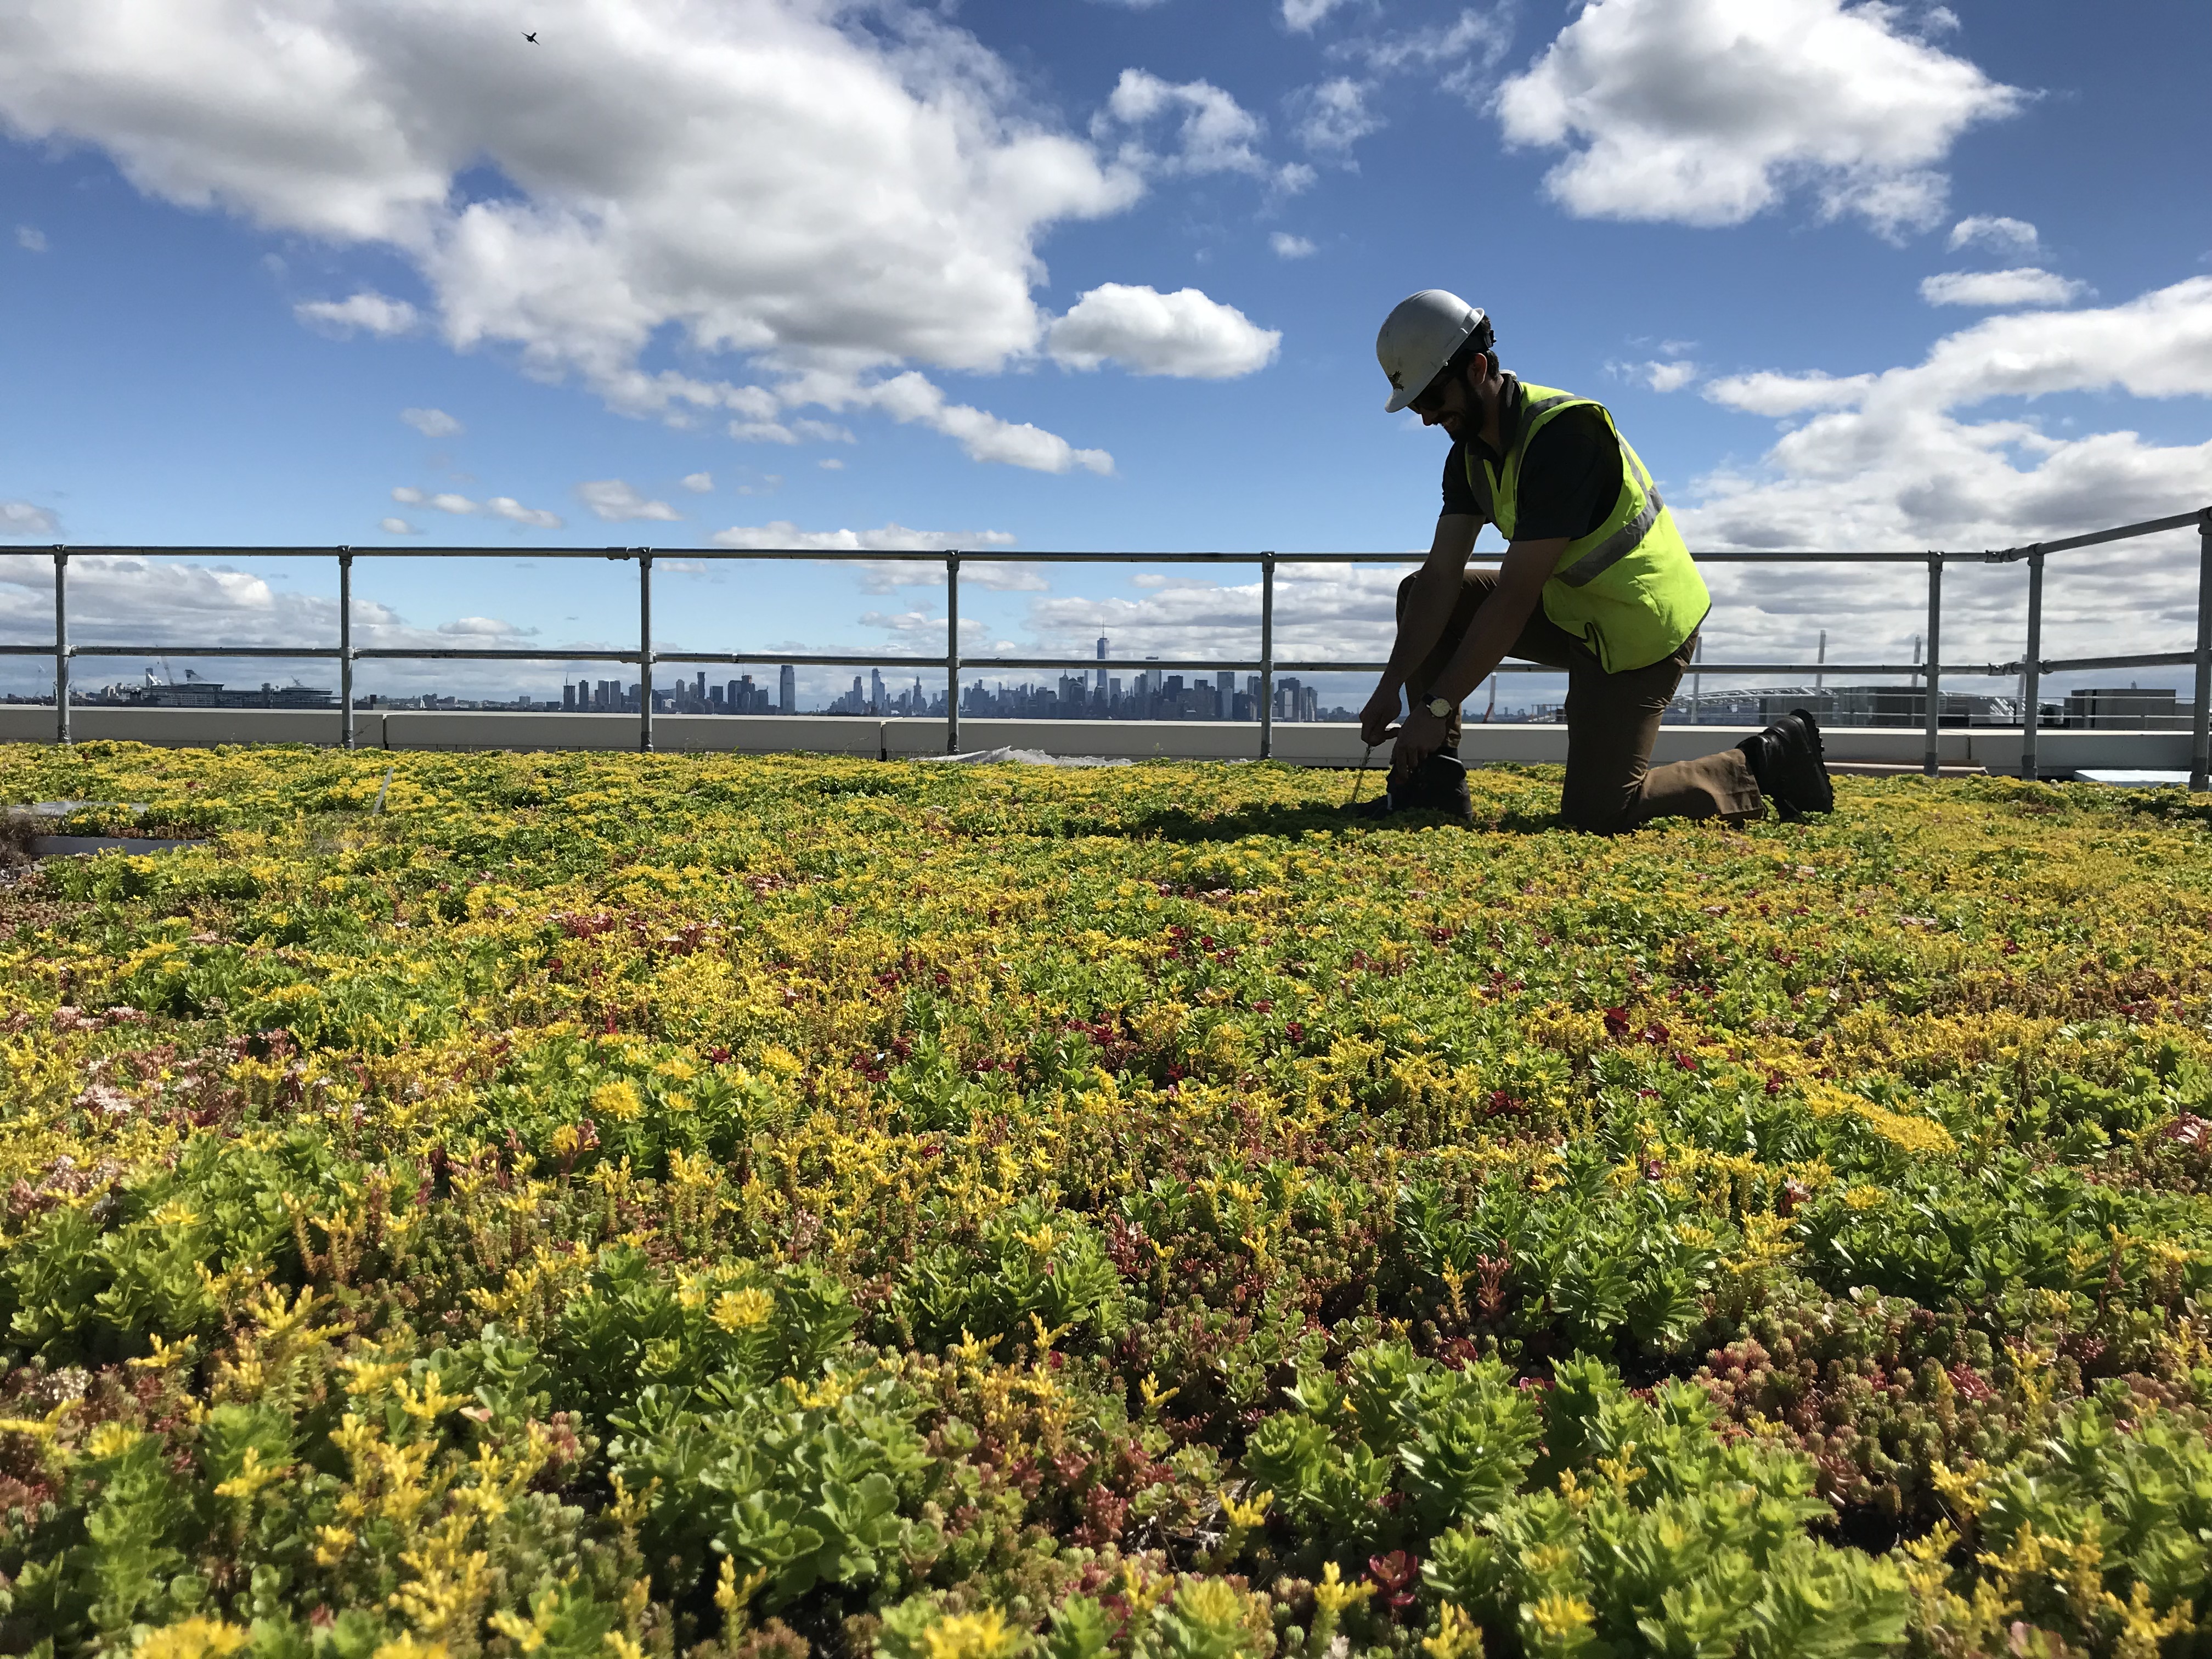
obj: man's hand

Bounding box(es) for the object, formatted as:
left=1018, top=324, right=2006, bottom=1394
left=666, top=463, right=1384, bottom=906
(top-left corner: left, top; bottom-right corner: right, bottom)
left=1393, top=703, right=1448, bottom=771
left=1359, top=681, right=1403, bottom=747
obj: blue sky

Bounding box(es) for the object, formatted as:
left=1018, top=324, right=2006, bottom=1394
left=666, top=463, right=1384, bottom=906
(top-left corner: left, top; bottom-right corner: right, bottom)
left=2, top=0, right=2208, bottom=710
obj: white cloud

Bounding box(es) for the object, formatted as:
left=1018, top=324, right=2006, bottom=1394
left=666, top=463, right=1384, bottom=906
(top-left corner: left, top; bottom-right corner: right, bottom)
left=680, top=472, right=714, bottom=493
left=1335, top=8, right=1513, bottom=86
left=725, top=410, right=866, bottom=449
left=1270, top=232, right=1318, bottom=259
left=1612, top=358, right=1698, bottom=392
left=1494, top=0, right=2024, bottom=238
left=400, top=407, right=462, bottom=438
left=391, top=484, right=563, bottom=527
left=1707, top=279, right=2212, bottom=420
left=1920, top=268, right=2089, bottom=308
left=1, top=501, right=58, bottom=538
left=819, top=458, right=846, bottom=471
left=0, top=0, right=1163, bottom=471
left=1026, top=565, right=1408, bottom=666
left=15, top=224, right=46, bottom=252
left=577, top=479, right=682, bottom=522
left=851, top=550, right=1042, bottom=595
left=1291, top=78, right=1380, bottom=154
left=815, top=370, right=1116, bottom=473
left=1282, top=0, right=1353, bottom=30
left=295, top=292, right=420, bottom=337
left=730, top=421, right=800, bottom=446
left=379, top=516, right=422, bottom=535
left=486, top=496, right=563, bottom=529
left=710, top=521, right=1016, bottom=553
left=1047, top=285, right=1280, bottom=379
left=1700, top=371, right=1876, bottom=417
left=1294, top=9, right=1512, bottom=167
left=439, top=616, right=536, bottom=637
left=861, top=608, right=951, bottom=633
left=1949, top=213, right=2039, bottom=255
left=1679, top=276, right=2212, bottom=667
left=1097, top=69, right=1272, bottom=179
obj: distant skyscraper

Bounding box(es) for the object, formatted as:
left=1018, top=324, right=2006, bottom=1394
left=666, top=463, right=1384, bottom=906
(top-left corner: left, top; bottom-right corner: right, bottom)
left=779, top=664, right=796, bottom=713
left=1096, top=634, right=1108, bottom=693
left=869, top=668, right=885, bottom=713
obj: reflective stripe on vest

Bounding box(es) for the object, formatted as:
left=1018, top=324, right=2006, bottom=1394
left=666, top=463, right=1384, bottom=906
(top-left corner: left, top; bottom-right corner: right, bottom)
left=1555, top=448, right=1663, bottom=590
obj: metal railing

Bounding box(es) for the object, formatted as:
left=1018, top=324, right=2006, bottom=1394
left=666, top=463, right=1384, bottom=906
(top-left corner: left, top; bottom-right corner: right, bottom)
left=8, top=504, right=2210, bottom=785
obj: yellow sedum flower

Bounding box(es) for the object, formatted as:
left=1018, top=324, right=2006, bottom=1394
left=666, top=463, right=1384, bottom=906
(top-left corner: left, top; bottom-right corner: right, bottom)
left=920, top=1609, right=1026, bottom=1659
left=136, top=1617, right=251, bottom=1659
left=590, top=1079, right=644, bottom=1122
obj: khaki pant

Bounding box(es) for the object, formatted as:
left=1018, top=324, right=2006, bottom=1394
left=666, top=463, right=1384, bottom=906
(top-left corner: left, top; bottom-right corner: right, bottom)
left=1398, top=569, right=1764, bottom=834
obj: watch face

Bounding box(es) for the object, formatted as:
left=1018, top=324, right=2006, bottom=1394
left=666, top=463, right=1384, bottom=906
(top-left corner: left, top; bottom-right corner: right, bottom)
left=1427, top=697, right=1453, bottom=717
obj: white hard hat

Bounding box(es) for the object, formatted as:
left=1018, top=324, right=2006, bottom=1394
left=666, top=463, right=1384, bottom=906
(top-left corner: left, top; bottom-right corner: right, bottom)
left=1376, top=290, right=1486, bottom=413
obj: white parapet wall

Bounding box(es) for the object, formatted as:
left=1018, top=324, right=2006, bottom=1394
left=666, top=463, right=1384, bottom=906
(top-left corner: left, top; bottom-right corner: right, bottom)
left=0, top=705, right=376, bottom=747
left=0, top=703, right=2195, bottom=774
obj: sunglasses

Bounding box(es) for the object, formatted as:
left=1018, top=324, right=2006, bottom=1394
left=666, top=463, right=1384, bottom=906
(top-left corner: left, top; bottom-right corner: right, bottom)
left=1407, top=372, right=1457, bottom=415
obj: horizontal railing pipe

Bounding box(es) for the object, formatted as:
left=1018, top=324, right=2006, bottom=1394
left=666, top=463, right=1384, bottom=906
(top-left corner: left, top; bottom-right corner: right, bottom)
left=2032, top=651, right=2202, bottom=675
left=39, top=543, right=2124, bottom=565
left=8, top=644, right=2026, bottom=678
left=13, top=510, right=2210, bottom=760
left=1980, top=510, right=2209, bottom=562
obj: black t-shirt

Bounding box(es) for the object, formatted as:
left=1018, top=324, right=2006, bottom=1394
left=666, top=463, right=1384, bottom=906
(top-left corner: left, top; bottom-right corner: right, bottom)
left=1441, top=378, right=1622, bottom=540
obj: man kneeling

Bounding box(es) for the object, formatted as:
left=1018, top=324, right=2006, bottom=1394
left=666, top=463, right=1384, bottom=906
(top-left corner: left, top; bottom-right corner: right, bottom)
left=1358, top=289, right=1832, bottom=831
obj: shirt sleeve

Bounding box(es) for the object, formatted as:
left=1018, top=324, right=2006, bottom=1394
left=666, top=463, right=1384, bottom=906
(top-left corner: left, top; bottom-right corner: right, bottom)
left=1508, top=407, right=1623, bottom=541
left=1439, top=441, right=1482, bottom=520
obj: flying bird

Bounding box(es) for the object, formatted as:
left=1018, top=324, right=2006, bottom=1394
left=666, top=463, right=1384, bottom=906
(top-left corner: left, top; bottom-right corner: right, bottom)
left=523, top=30, right=538, bottom=42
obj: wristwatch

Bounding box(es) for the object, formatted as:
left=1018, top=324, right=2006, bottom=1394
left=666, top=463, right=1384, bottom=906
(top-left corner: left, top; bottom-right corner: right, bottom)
left=1419, top=691, right=1454, bottom=719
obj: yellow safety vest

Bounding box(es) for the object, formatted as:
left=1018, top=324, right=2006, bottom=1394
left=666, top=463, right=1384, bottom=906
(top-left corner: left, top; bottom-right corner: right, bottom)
left=1464, top=381, right=1709, bottom=674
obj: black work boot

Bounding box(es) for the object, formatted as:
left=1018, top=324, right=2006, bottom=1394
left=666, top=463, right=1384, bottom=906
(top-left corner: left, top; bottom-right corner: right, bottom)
left=1739, top=708, right=1835, bottom=821
left=1349, top=751, right=1472, bottom=822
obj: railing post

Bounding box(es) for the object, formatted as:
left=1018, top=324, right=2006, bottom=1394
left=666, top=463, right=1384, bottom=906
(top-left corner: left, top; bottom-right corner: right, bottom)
left=2021, top=546, right=2044, bottom=781
left=2192, top=510, right=2212, bottom=792
left=1922, top=555, right=1942, bottom=777
left=1259, top=552, right=1276, bottom=760
left=338, top=549, right=355, bottom=751
left=637, top=550, right=654, bottom=753
left=946, top=551, right=961, bottom=754
left=52, top=548, right=70, bottom=744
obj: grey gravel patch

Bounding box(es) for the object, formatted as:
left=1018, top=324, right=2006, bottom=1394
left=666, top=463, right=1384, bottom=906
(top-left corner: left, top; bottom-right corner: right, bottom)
left=32, top=836, right=206, bottom=857
left=2075, top=770, right=2192, bottom=787
left=918, top=747, right=1133, bottom=768
left=7, top=800, right=152, bottom=819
